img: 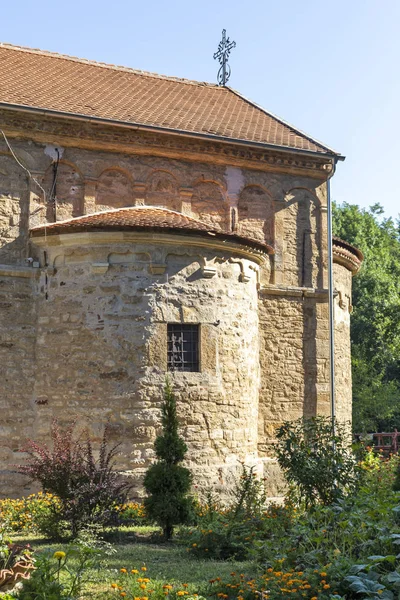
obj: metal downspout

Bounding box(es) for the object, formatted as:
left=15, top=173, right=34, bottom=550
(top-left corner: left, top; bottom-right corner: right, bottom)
left=327, top=159, right=338, bottom=434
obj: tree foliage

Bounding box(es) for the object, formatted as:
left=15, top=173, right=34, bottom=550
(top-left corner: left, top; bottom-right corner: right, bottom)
left=275, top=416, right=357, bottom=507
left=143, top=380, right=193, bottom=539
left=333, top=202, right=400, bottom=431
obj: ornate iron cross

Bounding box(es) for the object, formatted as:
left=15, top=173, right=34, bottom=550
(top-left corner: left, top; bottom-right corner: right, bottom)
left=213, top=29, right=236, bottom=86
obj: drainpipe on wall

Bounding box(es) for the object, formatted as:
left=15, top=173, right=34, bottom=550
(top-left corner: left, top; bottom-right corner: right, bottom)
left=326, top=158, right=338, bottom=435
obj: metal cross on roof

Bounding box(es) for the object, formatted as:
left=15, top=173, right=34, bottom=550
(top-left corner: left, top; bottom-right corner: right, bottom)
left=213, top=29, right=236, bottom=86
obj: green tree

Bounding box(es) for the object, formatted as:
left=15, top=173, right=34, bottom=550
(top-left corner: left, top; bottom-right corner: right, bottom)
left=333, top=202, right=400, bottom=432
left=143, top=381, right=193, bottom=539
left=275, top=416, right=357, bottom=507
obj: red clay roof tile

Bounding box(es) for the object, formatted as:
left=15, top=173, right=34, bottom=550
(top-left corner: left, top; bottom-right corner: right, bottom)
left=29, top=206, right=273, bottom=253
left=0, top=43, right=339, bottom=156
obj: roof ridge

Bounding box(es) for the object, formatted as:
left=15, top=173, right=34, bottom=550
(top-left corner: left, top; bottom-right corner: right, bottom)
left=0, top=42, right=219, bottom=89
left=29, top=205, right=212, bottom=230
left=226, top=86, right=341, bottom=156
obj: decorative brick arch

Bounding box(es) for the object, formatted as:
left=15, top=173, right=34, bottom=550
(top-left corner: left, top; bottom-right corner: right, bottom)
left=237, top=185, right=274, bottom=245
left=145, top=170, right=180, bottom=211
left=43, top=160, right=84, bottom=221
left=191, top=180, right=229, bottom=231
left=96, top=168, right=134, bottom=209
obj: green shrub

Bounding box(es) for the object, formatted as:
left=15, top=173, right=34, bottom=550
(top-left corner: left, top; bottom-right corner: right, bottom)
left=186, top=464, right=293, bottom=560
left=276, top=416, right=357, bottom=507
left=253, top=455, right=400, bottom=596
left=115, top=502, right=148, bottom=526
left=0, top=493, right=61, bottom=534
left=144, top=381, right=193, bottom=540
left=18, top=537, right=106, bottom=600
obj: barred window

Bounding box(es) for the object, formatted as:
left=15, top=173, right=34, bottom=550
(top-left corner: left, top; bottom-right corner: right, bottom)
left=167, top=324, right=199, bottom=372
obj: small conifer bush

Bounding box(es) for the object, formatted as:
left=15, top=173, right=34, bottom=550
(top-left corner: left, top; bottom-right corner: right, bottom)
left=144, top=380, right=193, bottom=539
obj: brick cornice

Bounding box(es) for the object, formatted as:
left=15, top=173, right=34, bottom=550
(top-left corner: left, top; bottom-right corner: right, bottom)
left=0, top=108, right=334, bottom=179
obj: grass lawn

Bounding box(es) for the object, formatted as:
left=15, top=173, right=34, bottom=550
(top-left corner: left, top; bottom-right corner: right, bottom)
left=14, top=527, right=256, bottom=599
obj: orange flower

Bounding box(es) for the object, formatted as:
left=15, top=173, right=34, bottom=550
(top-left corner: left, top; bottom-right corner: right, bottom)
left=120, top=568, right=127, bottom=574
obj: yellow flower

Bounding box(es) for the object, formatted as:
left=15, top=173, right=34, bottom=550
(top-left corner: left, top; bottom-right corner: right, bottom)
left=140, top=584, right=147, bottom=590
left=141, top=566, right=147, bottom=571
left=120, top=594, right=127, bottom=598
left=132, top=569, right=139, bottom=574
left=323, top=584, right=330, bottom=590
left=53, top=551, right=66, bottom=560
left=320, top=572, right=327, bottom=577
left=111, top=583, right=118, bottom=589
left=120, top=568, right=127, bottom=574
left=177, top=592, right=186, bottom=597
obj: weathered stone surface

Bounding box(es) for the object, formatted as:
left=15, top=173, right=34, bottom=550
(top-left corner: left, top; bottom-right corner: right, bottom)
left=0, top=110, right=356, bottom=499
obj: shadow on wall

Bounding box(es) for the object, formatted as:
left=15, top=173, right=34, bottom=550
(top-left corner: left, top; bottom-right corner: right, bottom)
left=283, top=188, right=323, bottom=289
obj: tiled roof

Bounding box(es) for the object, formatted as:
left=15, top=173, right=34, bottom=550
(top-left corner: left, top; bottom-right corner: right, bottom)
left=333, top=236, right=363, bottom=273
left=0, top=43, right=339, bottom=156
left=29, top=206, right=273, bottom=253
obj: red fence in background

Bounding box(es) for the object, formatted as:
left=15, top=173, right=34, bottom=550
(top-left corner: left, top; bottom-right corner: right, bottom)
left=355, top=429, right=399, bottom=454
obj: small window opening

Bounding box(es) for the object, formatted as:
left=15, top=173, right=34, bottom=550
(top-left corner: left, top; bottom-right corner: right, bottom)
left=167, top=324, right=199, bottom=372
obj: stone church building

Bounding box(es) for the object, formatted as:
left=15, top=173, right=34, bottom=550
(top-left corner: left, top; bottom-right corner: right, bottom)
left=0, top=43, right=362, bottom=498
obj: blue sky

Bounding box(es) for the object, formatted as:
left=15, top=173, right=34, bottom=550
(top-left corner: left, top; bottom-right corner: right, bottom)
left=2, top=0, right=399, bottom=219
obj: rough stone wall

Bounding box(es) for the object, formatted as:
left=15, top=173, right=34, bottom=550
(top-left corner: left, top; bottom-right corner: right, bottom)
left=0, top=130, right=328, bottom=292
left=0, top=154, right=30, bottom=265
left=0, top=114, right=356, bottom=500
left=2, top=236, right=261, bottom=497
left=0, top=270, right=38, bottom=496
left=333, top=263, right=353, bottom=423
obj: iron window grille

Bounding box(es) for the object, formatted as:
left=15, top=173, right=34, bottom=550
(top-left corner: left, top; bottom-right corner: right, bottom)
left=167, top=324, right=200, bottom=372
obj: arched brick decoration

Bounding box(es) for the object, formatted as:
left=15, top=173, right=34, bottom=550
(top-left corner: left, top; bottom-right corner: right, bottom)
left=96, top=169, right=133, bottom=209
left=146, top=171, right=180, bottom=210
left=237, top=185, right=274, bottom=245
left=191, top=181, right=228, bottom=231
left=43, top=161, right=84, bottom=221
